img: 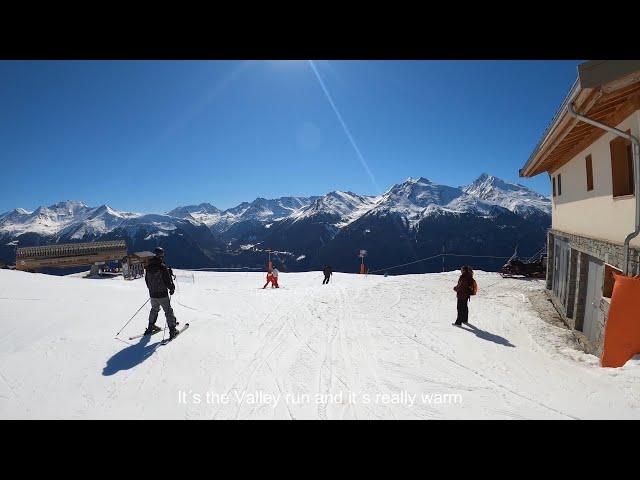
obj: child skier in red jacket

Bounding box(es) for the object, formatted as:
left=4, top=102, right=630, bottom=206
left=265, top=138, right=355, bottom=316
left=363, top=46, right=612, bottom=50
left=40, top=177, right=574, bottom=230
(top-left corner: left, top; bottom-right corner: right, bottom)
left=263, top=270, right=276, bottom=289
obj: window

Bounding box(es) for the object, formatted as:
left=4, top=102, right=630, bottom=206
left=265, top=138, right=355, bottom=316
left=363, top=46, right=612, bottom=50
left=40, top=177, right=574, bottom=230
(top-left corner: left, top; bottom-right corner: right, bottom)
left=603, top=264, right=623, bottom=298
left=610, top=133, right=634, bottom=197
left=586, top=154, right=594, bottom=191
left=557, top=174, right=562, bottom=196
left=552, top=176, right=556, bottom=197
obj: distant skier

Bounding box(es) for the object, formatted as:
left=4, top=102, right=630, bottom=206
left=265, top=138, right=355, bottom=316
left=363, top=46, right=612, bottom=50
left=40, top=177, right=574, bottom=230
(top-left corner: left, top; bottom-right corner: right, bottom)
left=453, top=265, right=477, bottom=326
left=263, top=269, right=276, bottom=289
left=272, top=267, right=280, bottom=288
left=322, top=265, right=332, bottom=284
left=144, top=247, right=179, bottom=340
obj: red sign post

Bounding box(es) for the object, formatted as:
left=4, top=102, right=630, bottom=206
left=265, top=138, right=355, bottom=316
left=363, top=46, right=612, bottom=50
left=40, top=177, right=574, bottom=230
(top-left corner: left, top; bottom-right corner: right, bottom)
left=359, top=250, right=367, bottom=274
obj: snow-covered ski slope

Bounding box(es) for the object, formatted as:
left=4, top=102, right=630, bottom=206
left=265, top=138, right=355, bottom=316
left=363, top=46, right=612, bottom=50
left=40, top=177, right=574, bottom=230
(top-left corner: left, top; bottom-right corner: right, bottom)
left=0, top=269, right=638, bottom=419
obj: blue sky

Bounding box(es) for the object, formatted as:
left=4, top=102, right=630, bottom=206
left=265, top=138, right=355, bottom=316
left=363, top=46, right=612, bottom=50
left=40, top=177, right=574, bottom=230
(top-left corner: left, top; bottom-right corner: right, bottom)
left=0, top=60, right=580, bottom=213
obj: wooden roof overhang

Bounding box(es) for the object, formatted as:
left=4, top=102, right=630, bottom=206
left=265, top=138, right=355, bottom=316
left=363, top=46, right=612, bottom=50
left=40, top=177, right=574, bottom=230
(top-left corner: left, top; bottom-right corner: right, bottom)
left=521, top=69, right=640, bottom=177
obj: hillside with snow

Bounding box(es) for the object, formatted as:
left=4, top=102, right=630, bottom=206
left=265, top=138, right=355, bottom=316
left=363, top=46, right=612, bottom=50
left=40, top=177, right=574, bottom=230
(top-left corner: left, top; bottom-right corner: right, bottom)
left=0, top=269, right=638, bottom=419
left=291, top=191, right=378, bottom=227
left=168, top=196, right=321, bottom=233
left=462, top=173, right=551, bottom=217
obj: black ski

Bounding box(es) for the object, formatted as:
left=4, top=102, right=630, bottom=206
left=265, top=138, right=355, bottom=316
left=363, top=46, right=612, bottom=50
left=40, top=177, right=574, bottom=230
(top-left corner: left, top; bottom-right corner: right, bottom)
left=160, top=323, right=190, bottom=345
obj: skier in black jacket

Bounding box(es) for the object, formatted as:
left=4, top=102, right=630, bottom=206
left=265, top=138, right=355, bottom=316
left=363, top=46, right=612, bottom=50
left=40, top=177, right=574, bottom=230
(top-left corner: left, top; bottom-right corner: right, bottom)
left=144, top=247, right=179, bottom=339
left=322, top=265, right=332, bottom=284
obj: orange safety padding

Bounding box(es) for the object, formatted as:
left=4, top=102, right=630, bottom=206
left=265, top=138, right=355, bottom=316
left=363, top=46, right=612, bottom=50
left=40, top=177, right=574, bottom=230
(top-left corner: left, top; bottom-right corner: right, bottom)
left=601, top=273, right=640, bottom=368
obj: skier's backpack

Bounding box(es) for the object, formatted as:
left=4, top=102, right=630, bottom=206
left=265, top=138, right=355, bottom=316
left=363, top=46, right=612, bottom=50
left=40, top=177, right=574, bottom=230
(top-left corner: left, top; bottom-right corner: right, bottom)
left=467, top=266, right=478, bottom=296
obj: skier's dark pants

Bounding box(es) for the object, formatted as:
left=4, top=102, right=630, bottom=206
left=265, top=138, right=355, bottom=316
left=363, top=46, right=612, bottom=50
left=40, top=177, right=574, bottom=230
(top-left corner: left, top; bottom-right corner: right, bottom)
left=323, top=275, right=331, bottom=284
left=148, top=296, right=177, bottom=329
left=456, top=298, right=469, bottom=324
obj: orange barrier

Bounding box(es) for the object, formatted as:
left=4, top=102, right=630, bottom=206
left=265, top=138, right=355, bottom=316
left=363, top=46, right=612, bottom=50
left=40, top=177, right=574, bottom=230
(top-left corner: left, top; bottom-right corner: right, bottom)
left=601, top=274, right=640, bottom=368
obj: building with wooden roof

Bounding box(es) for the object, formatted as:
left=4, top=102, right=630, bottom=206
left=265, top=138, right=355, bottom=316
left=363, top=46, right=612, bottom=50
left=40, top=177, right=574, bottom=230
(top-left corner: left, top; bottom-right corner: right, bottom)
left=16, top=240, right=128, bottom=272
left=520, top=60, right=640, bottom=356
left=122, top=251, right=155, bottom=279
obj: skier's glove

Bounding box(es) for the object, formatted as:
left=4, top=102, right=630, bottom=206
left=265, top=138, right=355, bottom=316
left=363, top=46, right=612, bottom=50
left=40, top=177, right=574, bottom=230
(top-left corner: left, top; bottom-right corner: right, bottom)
left=170, top=288, right=175, bottom=296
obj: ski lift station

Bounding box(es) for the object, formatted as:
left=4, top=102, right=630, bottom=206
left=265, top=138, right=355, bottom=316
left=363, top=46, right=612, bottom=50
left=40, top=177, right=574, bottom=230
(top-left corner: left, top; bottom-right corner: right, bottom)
left=15, top=240, right=128, bottom=273
left=122, top=251, right=155, bottom=279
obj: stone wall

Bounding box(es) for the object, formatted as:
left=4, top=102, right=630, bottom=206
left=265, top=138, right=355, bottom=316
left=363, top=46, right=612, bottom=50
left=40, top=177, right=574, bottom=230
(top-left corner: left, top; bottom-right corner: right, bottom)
left=546, top=229, right=639, bottom=358
left=550, top=229, right=640, bottom=275
left=590, top=299, right=611, bottom=358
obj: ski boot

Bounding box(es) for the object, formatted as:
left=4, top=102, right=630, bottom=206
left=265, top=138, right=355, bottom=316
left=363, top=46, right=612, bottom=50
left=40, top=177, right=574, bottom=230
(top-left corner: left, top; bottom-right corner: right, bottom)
left=144, top=324, right=162, bottom=336
left=169, top=327, right=180, bottom=340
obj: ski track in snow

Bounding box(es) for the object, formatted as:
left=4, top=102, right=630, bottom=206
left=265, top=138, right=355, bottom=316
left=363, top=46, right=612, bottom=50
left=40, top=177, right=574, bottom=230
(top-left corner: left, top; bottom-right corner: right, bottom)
left=363, top=284, right=578, bottom=419
left=0, top=269, right=639, bottom=419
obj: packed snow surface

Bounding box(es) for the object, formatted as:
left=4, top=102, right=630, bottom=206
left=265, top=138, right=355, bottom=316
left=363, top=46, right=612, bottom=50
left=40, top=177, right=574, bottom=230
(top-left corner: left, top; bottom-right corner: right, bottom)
left=0, top=269, right=637, bottom=419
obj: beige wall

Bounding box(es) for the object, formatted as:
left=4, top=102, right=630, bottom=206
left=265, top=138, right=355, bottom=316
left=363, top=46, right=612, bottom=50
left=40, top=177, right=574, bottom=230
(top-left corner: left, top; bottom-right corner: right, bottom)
left=551, top=110, right=640, bottom=247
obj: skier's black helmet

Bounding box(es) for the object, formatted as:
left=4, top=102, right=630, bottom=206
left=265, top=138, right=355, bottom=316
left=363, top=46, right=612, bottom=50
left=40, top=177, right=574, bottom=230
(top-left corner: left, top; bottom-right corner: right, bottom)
left=154, top=247, right=164, bottom=257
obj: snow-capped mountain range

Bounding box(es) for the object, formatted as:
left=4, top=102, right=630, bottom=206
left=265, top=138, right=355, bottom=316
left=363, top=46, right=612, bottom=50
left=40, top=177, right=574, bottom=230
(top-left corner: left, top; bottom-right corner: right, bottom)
left=166, top=174, right=549, bottom=231
left=461, top=173, right=551, bottom=217
left=0, top=174, right=550, bottom=273
left=167, top=196, right=322, bottom=233
left=0, top=201, right=201, bottom=240
left=291, top=191, right=378, bottom=227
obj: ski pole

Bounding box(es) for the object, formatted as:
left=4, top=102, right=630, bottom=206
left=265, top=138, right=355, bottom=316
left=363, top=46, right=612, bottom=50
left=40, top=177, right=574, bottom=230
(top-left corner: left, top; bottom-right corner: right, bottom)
left=162, top=317, right=167, bottom=342
left=162, top=292, right=172, bottom=342
left=115, top=298, right=150, bottom=337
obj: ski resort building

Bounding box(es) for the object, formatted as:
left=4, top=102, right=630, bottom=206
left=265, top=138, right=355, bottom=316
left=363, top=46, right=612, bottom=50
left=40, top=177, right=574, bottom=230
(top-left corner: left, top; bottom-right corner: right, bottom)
left=122, top=251, right=155, bottom=279
left=15, top=240, right=128, bottom=272
left=520, top=60, right=640, bottom=356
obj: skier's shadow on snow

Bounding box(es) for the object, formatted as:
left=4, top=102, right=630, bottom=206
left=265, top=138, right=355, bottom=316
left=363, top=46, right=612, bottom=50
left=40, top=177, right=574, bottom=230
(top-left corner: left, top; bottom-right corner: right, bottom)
left=459, top=324, right=515, bottom=348
left=103, top=335, right=162, bottom=376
